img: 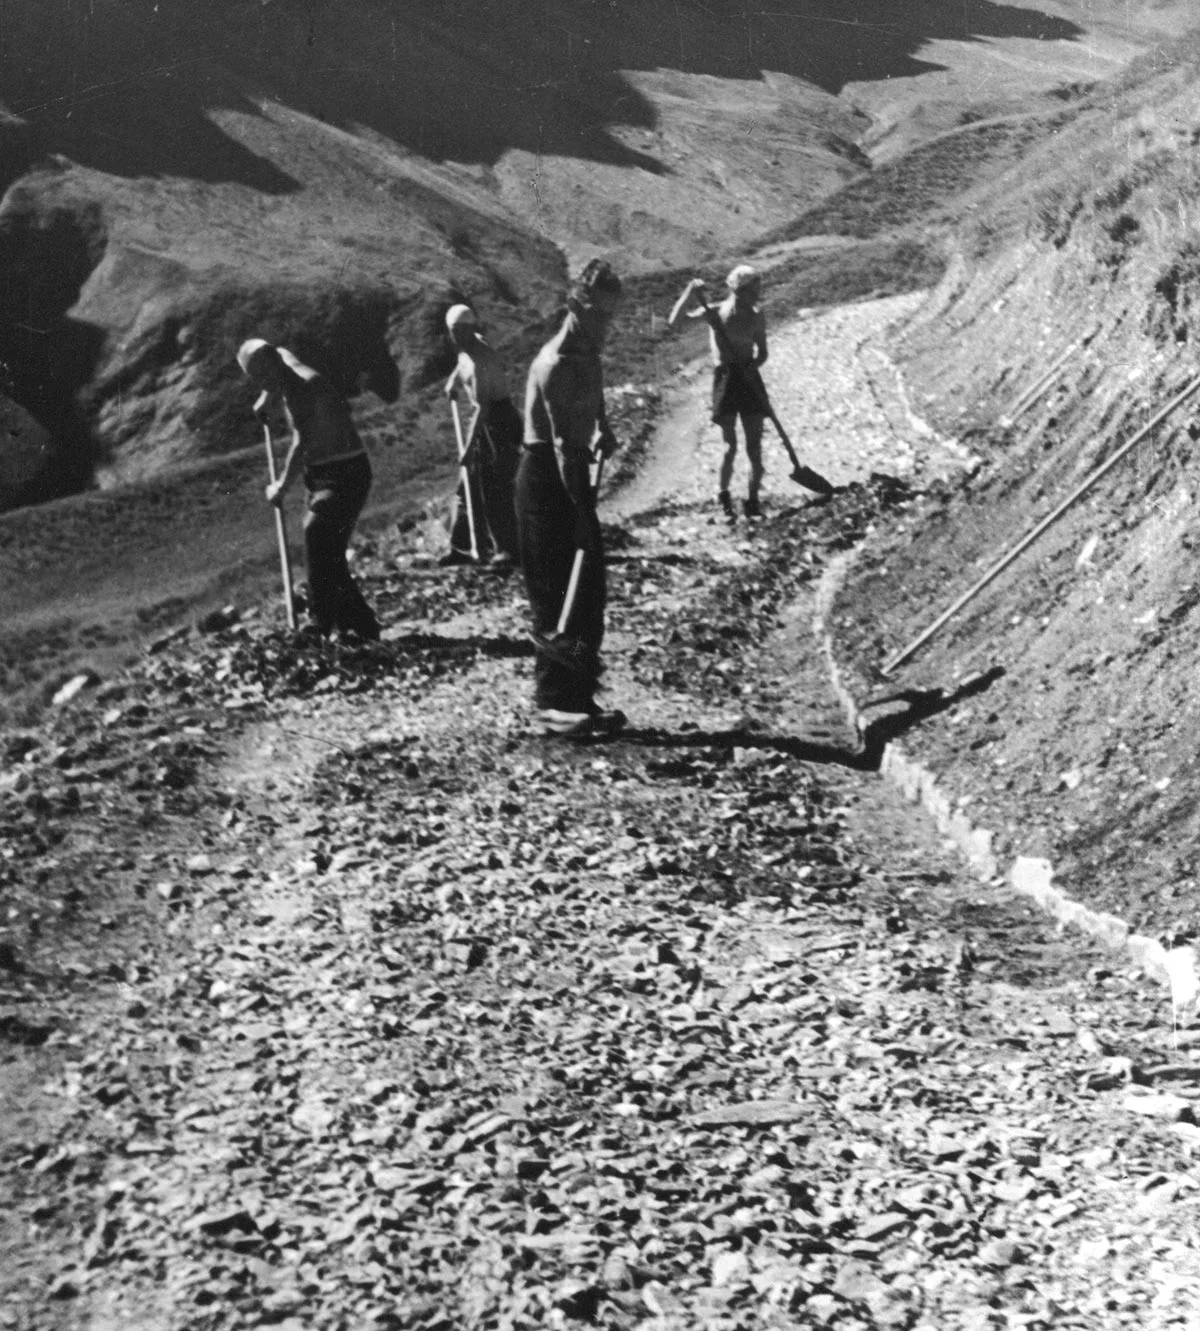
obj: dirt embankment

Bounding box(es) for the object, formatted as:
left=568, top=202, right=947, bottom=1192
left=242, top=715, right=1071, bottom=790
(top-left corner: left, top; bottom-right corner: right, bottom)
left=829, top=37, right=1200, bottom=943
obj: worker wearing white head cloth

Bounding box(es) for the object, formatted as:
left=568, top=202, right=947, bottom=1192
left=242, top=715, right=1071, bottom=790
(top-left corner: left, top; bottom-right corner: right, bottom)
left=667, top=262, right=769, bottom=518
left=237, top=337, right=381, bottom=639
left=441, top=303, right=521, bottom=566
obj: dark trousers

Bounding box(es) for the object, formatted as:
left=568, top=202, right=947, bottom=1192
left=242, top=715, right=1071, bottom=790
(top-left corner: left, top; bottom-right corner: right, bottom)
left=515, top=444, right=605, bottom=712
left=304, top=454, right=379, bottom=640
left=449, top=399, right=521, bottom=561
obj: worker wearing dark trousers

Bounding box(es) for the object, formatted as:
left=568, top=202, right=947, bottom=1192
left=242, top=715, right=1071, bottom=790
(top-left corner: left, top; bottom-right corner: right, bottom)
left=238, top=338, right=381, bottom=641
left=303, top=454, right=378, bottom=638
left=516, top=444, right=606, bottom=711
left=443, top=304, right=521, bottom=566
left=517, top=259, right=624, bottom=738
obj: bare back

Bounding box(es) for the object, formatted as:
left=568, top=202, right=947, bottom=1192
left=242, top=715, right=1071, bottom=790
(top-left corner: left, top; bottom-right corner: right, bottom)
left=707, top=297, right=766, bottom=366
left=278, top=350, right=364, bottom=466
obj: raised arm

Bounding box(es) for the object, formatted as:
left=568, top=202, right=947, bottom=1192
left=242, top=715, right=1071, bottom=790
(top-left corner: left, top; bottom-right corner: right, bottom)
left=667, top=277, right=711, bottom=330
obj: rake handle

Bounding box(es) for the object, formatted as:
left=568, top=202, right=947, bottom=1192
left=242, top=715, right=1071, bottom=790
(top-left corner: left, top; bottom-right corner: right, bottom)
left=262, top=422, right=296, bottom=630
left=450, top=398, right=480, bottom=561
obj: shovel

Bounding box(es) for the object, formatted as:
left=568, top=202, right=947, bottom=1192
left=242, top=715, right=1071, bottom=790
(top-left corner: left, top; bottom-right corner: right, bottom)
left=555, top=452, right=606, bottom=636
left=679, top=283, right=834, bottom=498
left=548, top=449, right=614, bottom=652
left=262, top=422, right=297, bottom=630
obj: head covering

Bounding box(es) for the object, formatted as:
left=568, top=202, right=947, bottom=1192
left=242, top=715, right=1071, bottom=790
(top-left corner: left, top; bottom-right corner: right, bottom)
left=573, top=258, right=622, bottom=304
left=445, top=304, right=478, bottom=333
left=726, top=264, right=759, bottom=293
left=236, top=337, right=275, bottom=374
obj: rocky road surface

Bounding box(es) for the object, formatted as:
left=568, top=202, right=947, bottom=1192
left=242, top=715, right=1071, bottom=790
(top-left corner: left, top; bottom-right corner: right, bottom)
left=3, top=296, right=1200, bottom=1330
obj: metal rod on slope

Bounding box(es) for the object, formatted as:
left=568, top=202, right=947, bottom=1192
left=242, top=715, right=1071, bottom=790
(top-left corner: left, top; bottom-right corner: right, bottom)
left=881, top=372, right=1200, bottom=677
left=999, top=338, right=1082, bottom=427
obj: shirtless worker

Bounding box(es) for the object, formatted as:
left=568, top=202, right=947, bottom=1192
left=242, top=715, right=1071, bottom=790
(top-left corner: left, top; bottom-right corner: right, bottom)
left=237, top=338, right=381, bottom=641
left=441, top=304, right=521, bottom=567
left=518, top=259, right=625, bottom=738
left=668, top=263, right=769, bottom=519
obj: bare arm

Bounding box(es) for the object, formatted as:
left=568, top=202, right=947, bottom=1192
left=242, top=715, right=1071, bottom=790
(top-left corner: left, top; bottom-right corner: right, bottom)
left=667, top=278, right=710, bottom=330
left=275, top=429, right=304, bottom=493
left=754, top=311, right=768, bottom=367
left=266, top=426, right=304, bottom=505
left=261, top=381, right=303, bottom=503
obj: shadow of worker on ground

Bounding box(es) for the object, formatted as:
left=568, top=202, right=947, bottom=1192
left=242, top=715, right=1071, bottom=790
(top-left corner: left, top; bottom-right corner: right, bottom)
left=611, top=667, right=1006, bottom=770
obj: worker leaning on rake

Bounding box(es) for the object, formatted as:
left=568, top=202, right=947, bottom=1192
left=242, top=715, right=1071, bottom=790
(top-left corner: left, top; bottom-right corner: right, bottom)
left=238, top=338, right=381, bottom=642
left=441, top=304, right=521, bottom=568
left=517, top=259, right=626, bottom=739
left=668, top=263, right=769, bottom=519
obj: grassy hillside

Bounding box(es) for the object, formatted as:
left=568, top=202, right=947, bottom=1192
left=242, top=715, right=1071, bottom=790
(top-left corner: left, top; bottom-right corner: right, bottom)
left=830, top=29, right=1200, bottom=939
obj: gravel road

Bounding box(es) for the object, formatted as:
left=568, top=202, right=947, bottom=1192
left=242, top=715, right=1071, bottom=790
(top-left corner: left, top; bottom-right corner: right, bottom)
left=613, top=292, right=963, bottom=521
left=4, top=297, right=1199, bottom=1330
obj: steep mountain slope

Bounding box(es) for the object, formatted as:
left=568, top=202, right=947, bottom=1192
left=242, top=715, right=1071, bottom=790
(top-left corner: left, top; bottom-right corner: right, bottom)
left=0, top=0, right=873, bottom=510
left=0, top=0, right=1189, bottom=732
left=830, top=31, right=1200, bottom=941
left=2, top=0, right=1181, bottom=511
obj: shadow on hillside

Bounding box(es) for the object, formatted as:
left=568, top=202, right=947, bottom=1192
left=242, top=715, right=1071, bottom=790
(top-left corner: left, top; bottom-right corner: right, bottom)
left=854, top=667, right=1006, bottom=766
left=0, top=0, right=1084, bottom=193
left=95, top=281, right=406, bottom=465
left=0, top=191, right=109, bottom=509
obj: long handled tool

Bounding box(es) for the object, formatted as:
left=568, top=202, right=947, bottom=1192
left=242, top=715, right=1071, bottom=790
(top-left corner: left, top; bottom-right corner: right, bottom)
left=556, top=452, right=607, bottom=636
left=450, top=398, right=480, bottom=561
left=682, top=284, right=834, bottom=498
left=999, top=332, right=1093, bottom=429
left=262, top=422, right=296, bottom=630
left=881, top=371, right=1200, bottom=676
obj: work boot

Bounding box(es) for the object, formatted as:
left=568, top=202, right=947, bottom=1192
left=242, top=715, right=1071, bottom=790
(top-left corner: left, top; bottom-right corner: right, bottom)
left=586, top=704, right=627, bottom=737
left=535, top=708, right=593, bottom=738
left=743, top=494, right=762, bottom=519
left=718, top=490, right=734, bottom=518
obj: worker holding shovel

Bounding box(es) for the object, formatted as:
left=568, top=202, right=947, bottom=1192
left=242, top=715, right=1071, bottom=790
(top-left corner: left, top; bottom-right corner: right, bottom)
left=668, top=264, right=833, bottom=517
left=441, top=304, right=521, bottom=568
left=669, top=264, right=769, bottom=518
left=238, top=338, right=381, bottom=642
left=517, top=259, right=625, bottom=739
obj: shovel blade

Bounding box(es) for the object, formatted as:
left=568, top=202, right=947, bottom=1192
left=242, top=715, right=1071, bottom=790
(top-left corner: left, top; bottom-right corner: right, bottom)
left=791, top=464, right=835, bottom=497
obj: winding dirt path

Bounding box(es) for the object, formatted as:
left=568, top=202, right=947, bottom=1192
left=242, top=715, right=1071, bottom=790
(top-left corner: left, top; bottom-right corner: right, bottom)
left=6, top=297, right=1200, bottom=1330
